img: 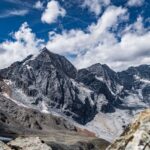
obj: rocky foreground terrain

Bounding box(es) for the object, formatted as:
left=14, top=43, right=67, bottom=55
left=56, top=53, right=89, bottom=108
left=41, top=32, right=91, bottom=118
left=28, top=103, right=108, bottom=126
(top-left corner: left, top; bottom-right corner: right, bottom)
left=0, top=136, right=110, bottom=150
left=107, top=109, right=150, bottom=150
left=0, top=109, right=149, bottom=150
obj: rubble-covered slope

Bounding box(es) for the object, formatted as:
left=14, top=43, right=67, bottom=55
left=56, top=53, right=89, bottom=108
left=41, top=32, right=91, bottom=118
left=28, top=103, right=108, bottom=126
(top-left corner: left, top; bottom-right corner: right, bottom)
left=0, top=93, right=77, bottom=136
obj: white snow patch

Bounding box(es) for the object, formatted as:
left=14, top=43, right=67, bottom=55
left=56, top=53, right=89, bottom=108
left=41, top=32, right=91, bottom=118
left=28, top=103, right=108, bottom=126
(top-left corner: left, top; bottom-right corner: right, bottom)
left=71, top=79, right=94, bottom=105
left=134, top=75, right=150, bottom=84
left=124, top=92, right=148, bottom=108
left=96, top=94, right=108, bottom=112
left=95, top=75, right=104, bottom=82
left=116, top=84, right=123, bottom=94
left=140, top=78, right=150, bottom=84
left=41, top=101, right=49, bottom=114
left=85, top=109, right=133, bottom=142
left=4, top=80, right=12, bottom=86
left=22, top=51, right=41, bottom=66
left=2, top=93, right=29, bottom=108
left=26, top=65, right=33, bottom=70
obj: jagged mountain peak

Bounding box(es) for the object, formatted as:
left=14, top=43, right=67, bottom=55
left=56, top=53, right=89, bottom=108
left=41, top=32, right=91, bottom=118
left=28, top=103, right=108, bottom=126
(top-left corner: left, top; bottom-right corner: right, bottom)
left=88, top=63, right=102, bottom=68
left=37, top=47, right=57, bottom=61
left=87, top=63, right=105, bottom=71
left=118, top=64, right=150, bottom=91
left=41, top=47, right=49, bottom=52
left=87, top=63, right=117, bottom=77
left=78, top=63, right=121, bottom=96
left=119, top=64, right=150, bottom=75
left=35, top=47, right=77, bottom=79
left=0, top=47, right=77, bottom=80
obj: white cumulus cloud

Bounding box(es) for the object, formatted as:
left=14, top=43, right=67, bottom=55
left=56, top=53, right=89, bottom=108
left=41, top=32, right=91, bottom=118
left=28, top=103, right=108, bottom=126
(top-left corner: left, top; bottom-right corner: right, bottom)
left=0, top=9, right=29, bottom=18
left=34, top=1, right=44, bottom=10
left=46, top=6, right=150, bottom=71
left=127, top=0, right=144, bottom=7
left=46, top=6, right=127, bottom=67
left=0, top=5, right=150, bottom=71
left=41, top=0, right=66, bottom=24
left=82, top=0, right=110, bottom=16
left=0, top=22, right=44, bottom=69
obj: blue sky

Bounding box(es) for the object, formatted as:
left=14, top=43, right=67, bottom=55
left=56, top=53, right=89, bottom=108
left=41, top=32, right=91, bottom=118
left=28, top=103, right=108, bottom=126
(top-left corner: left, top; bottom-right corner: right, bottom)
left=0, top=0, right=96, bottom=41
left=0, top=0, right=150, bottom=70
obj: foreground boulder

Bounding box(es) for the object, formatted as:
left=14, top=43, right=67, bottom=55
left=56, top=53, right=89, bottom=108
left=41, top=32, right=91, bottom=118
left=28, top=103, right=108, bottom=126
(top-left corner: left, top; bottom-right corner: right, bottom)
left=8, top=137, right=52, bottom=150
left=0, top=141, right=11, bottom=150
left=107, top=109, right=150, bottom=150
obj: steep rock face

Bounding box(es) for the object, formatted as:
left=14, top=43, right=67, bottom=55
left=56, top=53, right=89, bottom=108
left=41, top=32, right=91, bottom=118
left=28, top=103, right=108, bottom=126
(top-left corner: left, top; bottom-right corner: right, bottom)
left=83, top=64, right=150, bottom=141
left=118, top=65, right=150, bottom=105
left=118, top=65, right=150, bottom=90
left=87, top=63, right=121, bottom=94
left=76, top=63, right=123, bottom=113
left=107, top=109, right=150, bottom=150
left=0, top=48, right=97, bottom=124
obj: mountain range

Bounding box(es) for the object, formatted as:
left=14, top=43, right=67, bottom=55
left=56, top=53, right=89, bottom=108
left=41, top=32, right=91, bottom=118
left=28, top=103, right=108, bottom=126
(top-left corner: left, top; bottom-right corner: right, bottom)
left=0, top=47, right=149, bottom=143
